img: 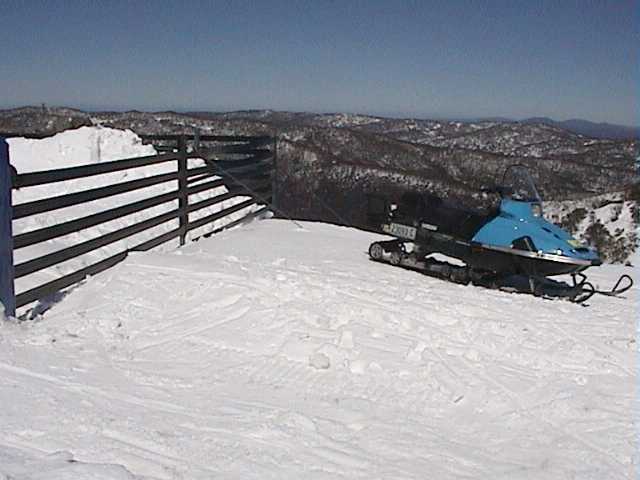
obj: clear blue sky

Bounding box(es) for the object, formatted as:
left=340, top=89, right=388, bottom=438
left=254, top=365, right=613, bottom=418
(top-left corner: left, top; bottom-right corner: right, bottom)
left=2, top=0, right=638, bottom=125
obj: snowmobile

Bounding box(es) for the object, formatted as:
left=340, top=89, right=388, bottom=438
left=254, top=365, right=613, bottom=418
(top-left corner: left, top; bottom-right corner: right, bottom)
left=367, top=165, right=633, bottom=303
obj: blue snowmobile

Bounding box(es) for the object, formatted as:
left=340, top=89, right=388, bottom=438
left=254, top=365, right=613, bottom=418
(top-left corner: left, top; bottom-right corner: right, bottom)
left=367, top=165, right=632, bottom=303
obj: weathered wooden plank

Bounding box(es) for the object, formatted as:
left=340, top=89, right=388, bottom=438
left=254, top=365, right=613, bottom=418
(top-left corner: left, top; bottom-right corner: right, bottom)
left=186, top=190, right=241, bottom=215
left=13, top=170, right=180, bottom=219
left=13, top=165, right=211, bottom=220
left=186, top=198, right=256, bottom=233
left=13, top=153, right=177, bottom=188
left=187, top=177, right=227, bottom=194
left=185, top=163, right=271, bottom=187
left=129, top=227, right=182, bottom=253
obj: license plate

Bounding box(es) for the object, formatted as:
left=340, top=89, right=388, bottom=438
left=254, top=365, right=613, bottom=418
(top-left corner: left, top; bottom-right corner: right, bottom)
left=385, top=223, right=417, bottom=240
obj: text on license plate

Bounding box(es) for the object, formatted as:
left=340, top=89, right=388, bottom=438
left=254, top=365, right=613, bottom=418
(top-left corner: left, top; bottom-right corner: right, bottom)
left=385, top=223, right=417, bottom=239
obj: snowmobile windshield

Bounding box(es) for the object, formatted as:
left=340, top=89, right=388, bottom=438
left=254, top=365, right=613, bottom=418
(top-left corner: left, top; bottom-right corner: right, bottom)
left=501, top=165, right=542, bottom=203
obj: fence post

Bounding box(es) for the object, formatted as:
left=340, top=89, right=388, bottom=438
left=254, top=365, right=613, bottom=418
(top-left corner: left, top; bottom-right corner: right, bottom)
left=0, top=138, right=16, bottom=318
left=271, top=134, right=278, bottom=210
left=177, top=136, right=188, bottom=246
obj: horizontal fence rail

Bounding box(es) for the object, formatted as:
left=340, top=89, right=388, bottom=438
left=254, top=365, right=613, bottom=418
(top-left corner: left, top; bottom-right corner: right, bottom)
left=5, top=132, right=276, bottom=312
left=13, top=153, right=179, bottom=188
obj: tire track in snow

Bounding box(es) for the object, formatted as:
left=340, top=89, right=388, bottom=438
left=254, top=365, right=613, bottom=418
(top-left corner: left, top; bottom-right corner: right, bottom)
left=134, top=306, right=252, bottom=353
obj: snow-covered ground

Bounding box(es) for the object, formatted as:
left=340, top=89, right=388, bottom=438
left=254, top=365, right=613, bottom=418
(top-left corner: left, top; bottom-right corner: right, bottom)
left=0, top=220, right=637, bottom=479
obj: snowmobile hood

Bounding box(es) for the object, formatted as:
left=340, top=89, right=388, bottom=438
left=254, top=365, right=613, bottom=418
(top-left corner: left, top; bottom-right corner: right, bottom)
left=471, top=199, right=601, bottom=267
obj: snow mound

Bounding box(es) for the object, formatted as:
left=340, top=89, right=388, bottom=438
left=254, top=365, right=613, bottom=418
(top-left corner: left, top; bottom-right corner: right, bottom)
left=0, top=219, right=636, bottom=479
left=8, top=126, right=156, bottom=172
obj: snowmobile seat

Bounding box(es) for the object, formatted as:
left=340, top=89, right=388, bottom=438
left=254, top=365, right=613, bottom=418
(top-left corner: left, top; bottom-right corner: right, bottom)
left=419, top=194, right=496, bottom=241
left=427, top=197, right=496, bottom=240
left=393, top=192, right=497, bottom=241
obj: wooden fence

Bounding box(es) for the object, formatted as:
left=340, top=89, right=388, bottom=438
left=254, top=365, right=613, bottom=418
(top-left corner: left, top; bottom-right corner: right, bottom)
left=0, top=133, right=275, bottom=316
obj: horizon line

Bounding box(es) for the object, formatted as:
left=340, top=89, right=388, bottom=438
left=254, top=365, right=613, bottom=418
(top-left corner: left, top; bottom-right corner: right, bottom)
left=1, top=104, right=638, bottom=130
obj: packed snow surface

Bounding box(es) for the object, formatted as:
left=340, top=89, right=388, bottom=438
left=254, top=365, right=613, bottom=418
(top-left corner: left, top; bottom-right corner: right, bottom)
left=0, top=220, right=637, bottom=479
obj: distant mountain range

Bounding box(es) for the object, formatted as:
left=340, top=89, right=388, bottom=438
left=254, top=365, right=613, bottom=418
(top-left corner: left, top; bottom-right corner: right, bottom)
left=1, top=106, right=636, bottom=262
left=519, top=117, right=638, bottom=140
left=455, top=117, right=638, bottom=140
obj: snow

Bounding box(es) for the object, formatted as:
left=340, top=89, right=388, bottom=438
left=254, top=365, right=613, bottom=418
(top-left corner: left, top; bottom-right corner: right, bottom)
left=8, top=127, right=157, bottom=172
left=0, top=447, right=137, bottom=480
left=0, top=220, right=637, bottom=479
left=595, top=201, right=633, bottom=236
